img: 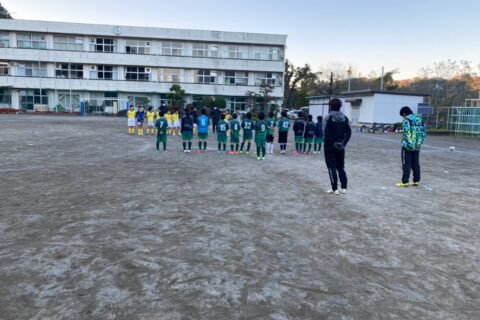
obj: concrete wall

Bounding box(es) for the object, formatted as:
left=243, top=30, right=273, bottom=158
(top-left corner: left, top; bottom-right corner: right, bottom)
left=372, top=94, right=423, bottom=123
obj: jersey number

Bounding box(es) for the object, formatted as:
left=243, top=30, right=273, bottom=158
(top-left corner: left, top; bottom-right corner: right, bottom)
left=244, top=123, right=251, bottom=129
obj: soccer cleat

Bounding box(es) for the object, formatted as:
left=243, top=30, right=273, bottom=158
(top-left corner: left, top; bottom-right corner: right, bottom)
left=257, top=156, right=261, bottom=160
left=340, top=189, right=347, bottom=194
left=293, top=151, right=299, bottom=155
left=228, top=151, right=235, bottom=155
left=261, top=157, right=265, bottom=160
left=184, top=150, right=187, bottom=153
left=396, top=182, right=409, bottom=188
left=409, top=182, right=420, bottom=186
left=327, top=190, right=340, bottom=195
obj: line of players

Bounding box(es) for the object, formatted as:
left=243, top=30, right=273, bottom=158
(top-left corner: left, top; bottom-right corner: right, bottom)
left=127, top=105, right=324, bottom=160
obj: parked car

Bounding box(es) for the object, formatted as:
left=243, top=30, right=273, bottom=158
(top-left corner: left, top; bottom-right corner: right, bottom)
left=287, top=110, right=301, bottom=120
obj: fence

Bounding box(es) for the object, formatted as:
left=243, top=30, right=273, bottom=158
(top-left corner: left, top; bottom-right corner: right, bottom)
left=448, top=107, right=480, bottom=136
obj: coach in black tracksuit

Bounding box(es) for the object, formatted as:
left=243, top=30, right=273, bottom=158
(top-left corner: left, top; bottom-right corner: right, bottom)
left=324, top=98, right=352, bottom=194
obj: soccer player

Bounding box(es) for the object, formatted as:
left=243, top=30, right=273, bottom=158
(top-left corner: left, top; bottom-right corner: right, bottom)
left=197, top=108, right=209, bottom=152
left=165, top=110, right=173, bottom=135
left=293, top=112, right=305, bottom=154
left=127, top=105, right=136, bottom=135
left=146, top=107, right=155, bottom=135
left=266, top=111, right=276, bottom=154
left=303, top=114, right=315, bottom=154
left=314, top=116, right=324, bottom=154
left=136, top=106, right=145, bottom=136
left=255, top=112, right=268, bottom=160
left=277, top=111, right=290, bottom=154
left=216, top=114, right=229, bottom=153
left=172, top=110, right=180, bottom=136
left=181, top=110, right=194, bottom=153
left=229, top=113, right=241, bottom=154
left=155, top=111, right=169, bottom=152
left=240, top=112, right=254, bottom=154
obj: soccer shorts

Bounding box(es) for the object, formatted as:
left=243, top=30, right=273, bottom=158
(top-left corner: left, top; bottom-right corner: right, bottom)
left=182, top=131, right=193, bottom=140
left=148, top=121, right=154, bottom=127
left=137, top=121, right=144, bottom=126
left=314, top=137, right=324, bottom=144
left=255, top=136, right=266, bottom=147
left=304, top=137, right=314, bottom=144
left=294, top=136, right=304, bottom=143
left=127, top=118, right=136, bottom=127
left=230, top=135, right=240, bottom=144
left=278, top=131, right=288, bottom=143
left=168, top=121, right=173, bottom=128
left=217, top=135, right=227, bottom=143
left=243, top=132, right=253, bottom=141
left=198, top=132, right=208, bottom=140
left=157, top=133, right=167, bottom=143
left=266, top=133, right=274, bottom=143
left=174, top=120, right=180, bottom=128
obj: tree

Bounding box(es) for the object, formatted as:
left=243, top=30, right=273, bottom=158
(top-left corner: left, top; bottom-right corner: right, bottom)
left=165, top=84, right=185, bottom=108
left=201, top=96, right=226, bottom=109
left=259, top=83, right=276, bottom=112
left=245, top=90, right=257, bottom=111
left=284, top=59, right=317, bottom=108
left=0, top=2, right=12, bottom=19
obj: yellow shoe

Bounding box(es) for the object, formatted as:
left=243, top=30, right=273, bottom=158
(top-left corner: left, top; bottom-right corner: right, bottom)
left=409, top=182, right=419, bottom=186
left=396, top=182, right=409, bottom=188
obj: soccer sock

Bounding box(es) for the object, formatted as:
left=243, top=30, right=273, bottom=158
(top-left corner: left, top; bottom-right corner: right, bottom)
left=308, top=144, right=312, bottom=153
left=156, top=141, right=159, bottom=151
left=302, top=143, right=306, bottom=153
left=236, top=143, right=239, bottom=151
left=247, top=142, right=251, bottom=152
left=218, top=143, right=221, bottom=151
left=266, top=143, right=271, bottom=153
left=188, top=141, right=192, bottom=150
left=183, top=142, right=186, bottom=150
left=223, top=143, right=226, bottom=151
left=257, top=146, right=261, bottom=157
left=163, top=142, right=166, bottom=150
left=231, top=144, right=234, bottom=152
left=314, top=144, right=317, bottom=152
left=203, top=141, right=207, bottom=150
left=271, top=144, right=274, bottom=153
left=240, top=142, right=245, bottom=151
left=295, top=143, right=298, bottom=152
left=262, top=147, right=266, bottom=157
left=318, top=144, right=322, bottom=152
left=199, top=141, right=202, bottom=150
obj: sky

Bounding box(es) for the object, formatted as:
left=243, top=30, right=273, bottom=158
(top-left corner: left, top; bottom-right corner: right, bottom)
left=3, top=0, right=480, bottom=79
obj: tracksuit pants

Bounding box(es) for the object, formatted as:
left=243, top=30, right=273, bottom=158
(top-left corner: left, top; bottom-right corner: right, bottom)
left=324, top=145, right=347, bottom=191
left=401, top=148, right=420, bottom=184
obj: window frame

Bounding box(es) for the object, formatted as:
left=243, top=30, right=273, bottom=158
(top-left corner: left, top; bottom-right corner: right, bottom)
left=125, top=66, right=151, bottom=81
left=53, top=35, right=84, bottom=51
left=195, top=70, right=217, bottom=84
left=55, top=63, right=84, bottom=79
left=91, top=38, right=117, bottom=53
left=17, top=33, right=47, bottom=49
left=125, top=40, right=151, bottom=55
left=161, top=41, right=183, bottom=56
left=224, top=71, right=248, bottom=86
left=17, top=62, right=48, bottom=77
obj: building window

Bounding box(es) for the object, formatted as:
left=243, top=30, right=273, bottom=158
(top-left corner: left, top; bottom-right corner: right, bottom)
left=55, top=63, right=84, bottom=79
left=90, top=38, right=116, bottom=52
left=224, top=71, right=248, bottom=86
left=159, top=68, right=181, bottom=82
left=17, top=33, right=47, bottom=49
left=192, top=43, right=218, bottom=57
left=0, top=88, right=11, bottom=104
left=255, top=72, right=278, bottom=86
left=227, top=45, right=248, bottom=59
left=53, top=36, right=84, bottom=51
left=125, top=40, right=151, bottom=54
left=196, top=70, right=217, bottom=84
left=20, top=89, right=48, bottom=110
left=0, top=32, right=9, bottom=48
left=228, top=97, right=247, bottom=111
left=90, top=65, right=117, bottom=80
left=0, top=62, right=8, bottom=75
left=125, top=66, right=151, bottom=81
left=254, top=47, right=281, bottom=60
left=161, top=41, right=183, bottom=56
left=17, top=62, right=48, bottom=77
left=57, top=92, right=80, bottom=111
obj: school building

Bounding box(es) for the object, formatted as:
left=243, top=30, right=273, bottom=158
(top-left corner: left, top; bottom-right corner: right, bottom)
left=0, top=19, right=287, bottom=113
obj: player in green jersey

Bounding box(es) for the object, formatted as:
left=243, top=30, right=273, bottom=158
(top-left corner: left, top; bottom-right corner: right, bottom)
left=216, top=113, right=229, bottom=153
left=154, top=111, right=169, bottom=152
left=240, top=112, right=254, bottom=154
left=266, top=111, right=276, bottom=154
left=277, top=111, right=290, bottom=154
left=229, top=113, right=241, bottom=154
left=255, top=112, right=268, bottom=160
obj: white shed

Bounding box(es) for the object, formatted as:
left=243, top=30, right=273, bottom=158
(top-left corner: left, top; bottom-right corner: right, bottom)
left=308, top=90, right=429, bottom=125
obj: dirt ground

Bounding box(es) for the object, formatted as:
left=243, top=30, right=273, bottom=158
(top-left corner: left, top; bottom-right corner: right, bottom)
left=0, top=115, right=479, bottom=320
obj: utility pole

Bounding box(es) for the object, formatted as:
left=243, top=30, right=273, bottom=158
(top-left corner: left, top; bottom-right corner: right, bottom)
left=347, top=67, right=352, bottom=92
left=329, top=72, right=333, bottom=99
left=380, top=66, right=384, bottom=90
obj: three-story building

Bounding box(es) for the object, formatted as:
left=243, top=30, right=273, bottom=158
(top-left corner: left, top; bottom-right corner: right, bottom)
left=0, top=19, right=287, bottom=113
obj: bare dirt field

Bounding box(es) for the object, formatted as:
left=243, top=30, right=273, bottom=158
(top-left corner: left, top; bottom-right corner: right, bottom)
left=1, top=115, right=479, bottom=320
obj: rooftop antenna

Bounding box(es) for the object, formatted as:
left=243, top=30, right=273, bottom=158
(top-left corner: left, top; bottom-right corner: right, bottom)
left=380, top=66, right=384, bottom=90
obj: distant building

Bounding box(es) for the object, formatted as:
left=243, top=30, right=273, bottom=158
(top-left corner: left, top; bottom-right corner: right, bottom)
left=308, top=90, right=429, bottom=125
left=0, top=19, right=287, bottom=113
